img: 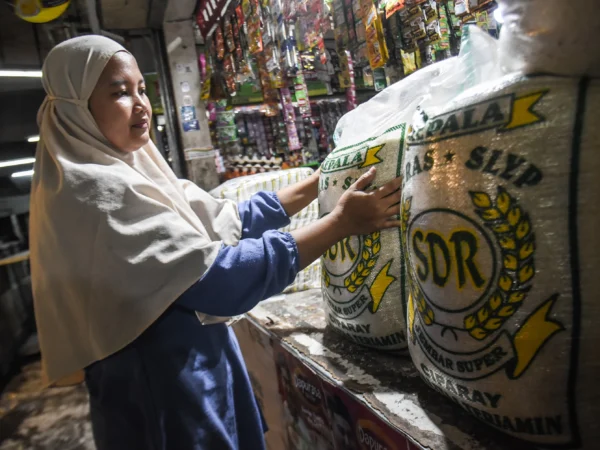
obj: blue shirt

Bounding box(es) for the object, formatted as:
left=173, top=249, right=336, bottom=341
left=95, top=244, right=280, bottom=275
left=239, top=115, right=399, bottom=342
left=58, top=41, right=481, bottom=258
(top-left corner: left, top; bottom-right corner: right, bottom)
left=85, top=192, right=299, bottom=450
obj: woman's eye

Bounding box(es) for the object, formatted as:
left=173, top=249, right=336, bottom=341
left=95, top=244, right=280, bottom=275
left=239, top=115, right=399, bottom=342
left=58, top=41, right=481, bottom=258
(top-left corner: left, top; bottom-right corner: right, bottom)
left=139, top=88, right=147, bottom=95
left=116, top=91, right=128, bottom=97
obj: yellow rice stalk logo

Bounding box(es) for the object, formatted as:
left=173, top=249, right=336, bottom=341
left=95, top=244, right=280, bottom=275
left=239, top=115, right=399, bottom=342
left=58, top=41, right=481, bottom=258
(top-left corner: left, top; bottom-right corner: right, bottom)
left=404, top=187, right=563, bottom=380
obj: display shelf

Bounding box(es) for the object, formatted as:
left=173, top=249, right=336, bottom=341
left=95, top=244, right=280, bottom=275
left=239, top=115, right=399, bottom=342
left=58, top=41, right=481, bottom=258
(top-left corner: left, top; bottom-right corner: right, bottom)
left=242, top=290, right=533, bottom=450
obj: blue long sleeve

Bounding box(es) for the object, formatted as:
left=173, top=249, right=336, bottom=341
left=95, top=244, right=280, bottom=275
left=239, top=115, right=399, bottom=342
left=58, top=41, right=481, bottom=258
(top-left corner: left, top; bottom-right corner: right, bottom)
left=176, top=230, right=299, bottom=317
left=238, top=191, right=291, bottom=239
left=85, top=195, right=295, bottom=449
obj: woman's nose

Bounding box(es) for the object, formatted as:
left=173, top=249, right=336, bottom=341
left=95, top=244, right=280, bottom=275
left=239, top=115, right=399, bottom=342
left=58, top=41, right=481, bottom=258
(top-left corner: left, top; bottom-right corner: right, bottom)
left=133, top=97, right=146, bottom=113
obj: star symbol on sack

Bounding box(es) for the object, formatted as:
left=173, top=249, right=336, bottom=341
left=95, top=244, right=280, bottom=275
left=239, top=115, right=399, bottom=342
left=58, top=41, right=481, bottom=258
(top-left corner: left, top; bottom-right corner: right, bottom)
left=444, top=151, right=456, bottom=163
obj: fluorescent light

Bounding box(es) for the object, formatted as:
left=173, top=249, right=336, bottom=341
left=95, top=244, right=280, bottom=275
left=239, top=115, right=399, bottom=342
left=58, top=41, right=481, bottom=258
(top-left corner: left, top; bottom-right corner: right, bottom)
left=11, top=170, right=34, bottom=178
left=27, top=135, right=40, bottom=143
left=0, top=70, right=43, bottom=78
left=0, top=158, right=36, bottom=169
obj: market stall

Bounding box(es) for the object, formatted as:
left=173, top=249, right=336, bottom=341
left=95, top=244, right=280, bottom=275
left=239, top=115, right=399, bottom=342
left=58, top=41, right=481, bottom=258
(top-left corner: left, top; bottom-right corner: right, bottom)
left=187, top=0, right=600, bottom=448
left=194, top=0, right=502, bottom=182
left=233, top=289, right=532, bottom=450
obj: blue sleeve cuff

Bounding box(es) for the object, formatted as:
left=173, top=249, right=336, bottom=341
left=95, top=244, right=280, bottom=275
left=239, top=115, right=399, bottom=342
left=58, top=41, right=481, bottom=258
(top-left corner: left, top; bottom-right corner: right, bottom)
left=281, top=232, right=300, bottom=274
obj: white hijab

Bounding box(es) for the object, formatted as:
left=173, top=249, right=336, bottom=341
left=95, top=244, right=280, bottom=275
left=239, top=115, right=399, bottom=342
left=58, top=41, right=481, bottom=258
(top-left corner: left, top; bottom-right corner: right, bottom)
left=30, top=35, right=242, bottom=385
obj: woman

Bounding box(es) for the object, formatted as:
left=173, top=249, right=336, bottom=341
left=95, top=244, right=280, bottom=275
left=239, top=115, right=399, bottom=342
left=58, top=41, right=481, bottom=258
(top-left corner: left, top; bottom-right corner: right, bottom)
left=30, top=35, right=402, bottom=450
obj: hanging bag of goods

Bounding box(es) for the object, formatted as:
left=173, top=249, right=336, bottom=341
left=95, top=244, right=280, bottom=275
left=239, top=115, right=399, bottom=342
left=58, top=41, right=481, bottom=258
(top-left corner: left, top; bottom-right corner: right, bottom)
left=320, top=27, right=499, bottom=354
left=403, top=0, right=600, bottom=447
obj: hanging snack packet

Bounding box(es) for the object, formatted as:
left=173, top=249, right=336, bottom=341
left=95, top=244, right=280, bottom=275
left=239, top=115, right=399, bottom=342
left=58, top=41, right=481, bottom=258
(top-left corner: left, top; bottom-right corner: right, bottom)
left=225, top=17, right=236, bottom=54
left=230, top=15, right=244, bottom=62
left=409, top=13, right=427, bottom=40
left=422, top=0, right=438, bottom=23
left=401, top=48, right=417, bottom=75
left=364, top=7, right=389, bottom=69
left=247, top=15, right=264, bottom=55
left=435, top=3, right=451, bottom=50
left=385, top=0, right=406, bottom=19
left=426, top=20, right=442, bottom=44
left=294, top=72, right=312, bottom=118
left=256, top=55, right=280, bottom=117
left=215, top=24, right=226, bottom=61
left=280, top=88, right=302, bottom=151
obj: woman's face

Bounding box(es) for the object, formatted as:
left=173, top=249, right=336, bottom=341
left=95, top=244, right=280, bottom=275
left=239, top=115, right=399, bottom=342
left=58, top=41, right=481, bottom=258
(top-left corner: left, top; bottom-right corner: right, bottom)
left=89, top=52, right=152, bottom=153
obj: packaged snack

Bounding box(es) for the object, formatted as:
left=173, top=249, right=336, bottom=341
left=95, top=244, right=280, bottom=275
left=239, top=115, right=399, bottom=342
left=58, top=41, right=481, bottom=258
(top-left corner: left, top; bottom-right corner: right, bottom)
left=355, top=19, right=366, bottom=44
left=426, top=20, right=442, bottom=43
left=409, top=14, right=427, bottom=40
left=247, top=1, right=264, bottom=55
left=216, top=110, right=236, bottom=128
left=224, top=17, right=236, bottom=53
left=256, top=55, right=280, bottom=117
left=385, top=0, right=406, bottom=19
left=435, top=3, right=451, bottom=50
left=231, top=15, right=244, bottom=60
left=345, top=50, right=357, bottom=110
left=280, top=88, right=302, bottom=151
left=364, top=7, right=390, bottom=69
left=401, top=49, right=417, bottom=75
left=215, top=24, right=225, bottom=61
left=294, top=72, right=312, bottom=117
left=422, top=0, right=438, bottom=23
left=283, top=21, right=300, bottom=76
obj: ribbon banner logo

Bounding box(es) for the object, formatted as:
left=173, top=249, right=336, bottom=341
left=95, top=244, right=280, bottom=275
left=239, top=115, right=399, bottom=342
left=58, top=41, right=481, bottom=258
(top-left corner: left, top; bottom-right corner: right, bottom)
left=321, top=144, right=384, bottom=174
left=322, top=232, right=396, bottom=320
left=407, top=91, right=547, bottom=146
left=402, top=187, right=563, bottom=381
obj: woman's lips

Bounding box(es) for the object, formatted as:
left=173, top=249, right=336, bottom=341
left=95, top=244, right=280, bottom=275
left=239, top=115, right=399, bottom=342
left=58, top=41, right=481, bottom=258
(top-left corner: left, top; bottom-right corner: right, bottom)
left=132, top=120, right=148, bottom=129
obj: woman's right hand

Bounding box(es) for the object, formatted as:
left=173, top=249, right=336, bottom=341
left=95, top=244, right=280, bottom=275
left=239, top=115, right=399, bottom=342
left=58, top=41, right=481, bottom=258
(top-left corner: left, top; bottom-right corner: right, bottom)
left=290, top=167, right=402, bottom=270
left=331, top=167, right=402, bottom=237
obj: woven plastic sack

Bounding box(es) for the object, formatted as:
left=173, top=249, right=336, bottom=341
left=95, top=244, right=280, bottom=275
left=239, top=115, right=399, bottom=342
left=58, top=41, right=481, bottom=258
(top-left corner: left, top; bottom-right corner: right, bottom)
left=404, top=1, right=600, bottom=446
left=210, top=169, right=320, bottom=293
left=319, top=27, right=500, bottom=354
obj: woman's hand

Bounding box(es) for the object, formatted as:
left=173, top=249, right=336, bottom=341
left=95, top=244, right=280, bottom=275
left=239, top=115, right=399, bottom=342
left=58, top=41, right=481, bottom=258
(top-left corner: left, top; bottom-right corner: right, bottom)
left=290, top=167, right=401, bottom=270
left=330, top=167, right=402, bottom=237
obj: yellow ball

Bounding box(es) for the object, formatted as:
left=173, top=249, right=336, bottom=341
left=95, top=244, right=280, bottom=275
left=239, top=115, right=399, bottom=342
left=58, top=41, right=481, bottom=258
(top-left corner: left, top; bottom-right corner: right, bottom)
left=15, top=0, right=71, bottom=24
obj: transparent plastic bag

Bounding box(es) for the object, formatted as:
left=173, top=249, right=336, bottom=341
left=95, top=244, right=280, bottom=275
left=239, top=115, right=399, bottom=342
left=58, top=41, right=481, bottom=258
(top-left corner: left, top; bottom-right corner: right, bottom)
left=333, top=26, right=502, bottom=148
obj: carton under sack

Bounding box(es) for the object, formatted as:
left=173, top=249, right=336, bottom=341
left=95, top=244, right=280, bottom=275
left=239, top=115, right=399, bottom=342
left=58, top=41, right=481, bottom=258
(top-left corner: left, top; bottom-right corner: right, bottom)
left=403, top=1, right=600, bottom=447
left=319, top=27, right=499, bottom=353
left=210, top=168, right=320, bottom=293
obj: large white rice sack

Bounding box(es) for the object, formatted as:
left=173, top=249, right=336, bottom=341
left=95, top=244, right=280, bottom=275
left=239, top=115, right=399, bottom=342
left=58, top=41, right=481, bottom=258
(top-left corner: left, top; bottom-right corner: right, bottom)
left=403, top=72, right=600, bottom=447
left=319, top=27, right=500, bottom=353
left=402, top=1, right=600, bottom=446
left=319, top=124, right=408, bottom=352
left=210, top=168, right=320, bottom=293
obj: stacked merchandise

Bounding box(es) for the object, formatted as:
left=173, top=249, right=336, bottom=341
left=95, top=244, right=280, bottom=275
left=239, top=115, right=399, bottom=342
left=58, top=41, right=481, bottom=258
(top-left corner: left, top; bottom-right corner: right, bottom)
left=198, top=0, right=503, bottom=181
left=210, top=168, right=321, bottom=293
left=199, top=0, right=504, bottom=102
left=329, top=0, right=502, bottom=89
left=208, top=99, right=347, bottom=181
